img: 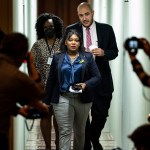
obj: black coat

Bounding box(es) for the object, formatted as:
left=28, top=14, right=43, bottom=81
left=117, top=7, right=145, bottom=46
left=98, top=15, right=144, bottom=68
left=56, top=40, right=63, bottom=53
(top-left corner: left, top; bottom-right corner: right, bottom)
left=44, top=51, right=101, bottom=104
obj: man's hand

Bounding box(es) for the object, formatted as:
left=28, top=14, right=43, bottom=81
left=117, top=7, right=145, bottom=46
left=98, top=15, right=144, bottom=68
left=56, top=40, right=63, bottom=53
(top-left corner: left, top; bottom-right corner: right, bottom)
left=91, top=48, right=105, bottom=56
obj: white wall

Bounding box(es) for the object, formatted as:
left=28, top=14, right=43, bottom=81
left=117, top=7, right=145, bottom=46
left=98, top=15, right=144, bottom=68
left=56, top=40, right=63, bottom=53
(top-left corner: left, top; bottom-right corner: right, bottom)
left=93, top=0, right=150, bottom=149
left=13, top=0, right=37, bottom=150
left=122, top=0, right=150, bottom=149
left=93, top=0, right=124, bottom=147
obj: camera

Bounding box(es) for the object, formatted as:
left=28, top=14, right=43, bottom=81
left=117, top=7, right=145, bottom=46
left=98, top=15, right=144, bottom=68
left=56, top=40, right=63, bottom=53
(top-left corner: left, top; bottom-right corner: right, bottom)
left=124, top=37, right=143, bottom=49
left=128, top=40, right=138, bottom=49
left=124, top=37, right=143, bottom=55
left=26, top=108, right=45, bottom=119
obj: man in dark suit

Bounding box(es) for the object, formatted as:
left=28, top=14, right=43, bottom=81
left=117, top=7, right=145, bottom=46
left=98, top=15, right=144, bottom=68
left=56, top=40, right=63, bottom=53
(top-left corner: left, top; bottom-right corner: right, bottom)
left=65, top=2, right=119, bottom=150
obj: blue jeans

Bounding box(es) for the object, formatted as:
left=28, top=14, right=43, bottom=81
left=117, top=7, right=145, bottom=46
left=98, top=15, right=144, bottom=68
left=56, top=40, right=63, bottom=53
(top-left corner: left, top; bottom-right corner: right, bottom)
left=52, top=93, right=92, bottom=150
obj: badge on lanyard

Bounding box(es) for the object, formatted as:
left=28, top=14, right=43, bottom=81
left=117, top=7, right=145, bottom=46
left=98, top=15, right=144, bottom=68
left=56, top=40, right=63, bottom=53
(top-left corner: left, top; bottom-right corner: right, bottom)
left=47, top=57, right=52, bottom=65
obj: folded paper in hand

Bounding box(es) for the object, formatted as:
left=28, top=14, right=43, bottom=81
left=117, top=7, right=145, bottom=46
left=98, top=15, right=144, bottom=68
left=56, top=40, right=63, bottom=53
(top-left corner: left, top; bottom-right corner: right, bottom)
left=89, top=45, right=98, bottom=51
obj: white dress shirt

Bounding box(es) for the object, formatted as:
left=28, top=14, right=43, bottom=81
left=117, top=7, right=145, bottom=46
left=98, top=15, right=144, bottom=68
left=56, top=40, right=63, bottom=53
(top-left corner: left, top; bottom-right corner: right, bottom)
left=82, top=21, right=98, bottom=50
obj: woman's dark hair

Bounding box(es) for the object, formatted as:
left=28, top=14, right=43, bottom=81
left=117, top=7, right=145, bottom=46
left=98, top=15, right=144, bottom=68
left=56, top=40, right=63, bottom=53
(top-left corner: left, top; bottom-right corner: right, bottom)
left=60, top=29, right=85, bottom=52
left=35, top=13, right=63, bottom=40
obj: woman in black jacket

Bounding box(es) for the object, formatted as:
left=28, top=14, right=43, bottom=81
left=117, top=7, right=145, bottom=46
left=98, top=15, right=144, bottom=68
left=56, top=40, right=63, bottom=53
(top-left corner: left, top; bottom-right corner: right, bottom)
left=45, top=29, right=101, bottom=150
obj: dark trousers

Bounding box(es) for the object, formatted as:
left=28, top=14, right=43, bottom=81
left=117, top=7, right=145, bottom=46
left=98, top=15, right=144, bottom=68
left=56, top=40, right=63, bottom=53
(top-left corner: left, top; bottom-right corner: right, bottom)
left=0, top=133, right=9, bottom=150
left=84, top=94, right=112, bottom=150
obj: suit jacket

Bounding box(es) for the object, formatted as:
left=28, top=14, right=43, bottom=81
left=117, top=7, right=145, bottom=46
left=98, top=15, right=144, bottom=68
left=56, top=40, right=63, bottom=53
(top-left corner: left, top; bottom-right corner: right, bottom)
left=44, top=51, right=101, bottom=104
left=65, top=21, right=118, bottom=96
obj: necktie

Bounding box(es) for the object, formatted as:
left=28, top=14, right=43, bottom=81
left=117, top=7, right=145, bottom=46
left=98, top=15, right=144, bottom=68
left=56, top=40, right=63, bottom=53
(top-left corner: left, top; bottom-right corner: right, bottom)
left=86, top=28, right=92, bottom=50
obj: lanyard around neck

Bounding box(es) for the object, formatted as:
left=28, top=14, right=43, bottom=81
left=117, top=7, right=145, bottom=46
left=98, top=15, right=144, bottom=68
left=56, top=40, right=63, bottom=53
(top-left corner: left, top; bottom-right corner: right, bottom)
left=45, top=38, right=56, bottom=55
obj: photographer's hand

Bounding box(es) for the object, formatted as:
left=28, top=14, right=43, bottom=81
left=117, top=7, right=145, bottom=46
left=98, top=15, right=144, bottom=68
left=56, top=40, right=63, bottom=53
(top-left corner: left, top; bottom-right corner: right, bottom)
left=29, top=101, right=49, bottom=113
left=18, top=105, right=30, bottom=117
left=125, top=38, right=150, bottom=87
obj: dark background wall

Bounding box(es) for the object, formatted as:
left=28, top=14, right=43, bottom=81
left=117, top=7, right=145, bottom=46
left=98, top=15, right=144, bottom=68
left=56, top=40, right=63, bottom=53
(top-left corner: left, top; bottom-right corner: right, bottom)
left=0, top=0, right=13, bottom=33
left=0, top=0, right=87, bottom=33
left=37, top=0, right=87, bottom=28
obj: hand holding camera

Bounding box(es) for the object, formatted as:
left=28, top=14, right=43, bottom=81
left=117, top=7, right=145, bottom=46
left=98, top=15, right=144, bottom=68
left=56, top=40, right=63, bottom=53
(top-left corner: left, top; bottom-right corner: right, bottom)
left=18, top=106, right=46, bottom=119
left=124, top=37, right=142, bottom=55
left=124, top=37, right=150, bottom=87
left=19, top=101, right=49, bottom=119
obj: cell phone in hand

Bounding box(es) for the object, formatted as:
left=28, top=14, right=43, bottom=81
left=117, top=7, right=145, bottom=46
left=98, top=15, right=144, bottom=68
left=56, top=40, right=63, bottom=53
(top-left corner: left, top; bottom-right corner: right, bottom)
left=72, top=85, right=82, bottom=91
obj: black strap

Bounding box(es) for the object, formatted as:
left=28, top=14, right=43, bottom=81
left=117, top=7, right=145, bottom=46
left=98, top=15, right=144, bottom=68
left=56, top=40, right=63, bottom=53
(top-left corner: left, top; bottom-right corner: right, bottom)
left=25, top=119, right=34, bottom=131
left=45, top=38, right=55, bottom=56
